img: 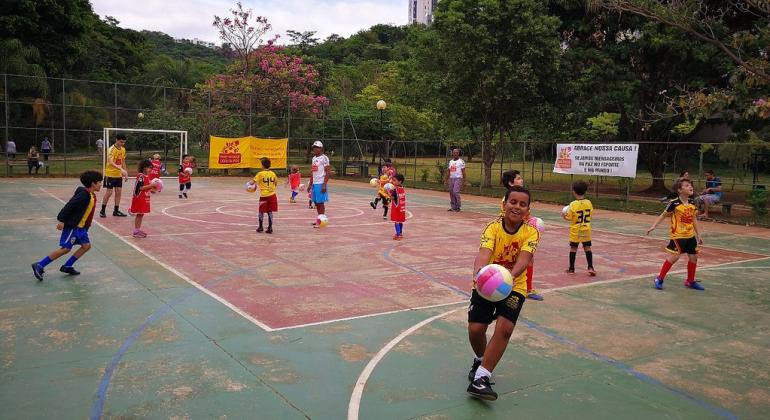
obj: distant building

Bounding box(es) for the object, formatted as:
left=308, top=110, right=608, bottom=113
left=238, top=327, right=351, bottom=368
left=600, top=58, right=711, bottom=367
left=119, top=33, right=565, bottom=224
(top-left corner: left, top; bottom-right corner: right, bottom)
left=409, top=0, right=438, bottom=25
left=173, top=37, right=217, bottom=49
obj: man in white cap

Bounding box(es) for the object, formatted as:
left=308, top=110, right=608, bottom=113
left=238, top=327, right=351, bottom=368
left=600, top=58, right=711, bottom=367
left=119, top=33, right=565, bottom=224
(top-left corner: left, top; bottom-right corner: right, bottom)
left=308, top=140, right=331, bottom=226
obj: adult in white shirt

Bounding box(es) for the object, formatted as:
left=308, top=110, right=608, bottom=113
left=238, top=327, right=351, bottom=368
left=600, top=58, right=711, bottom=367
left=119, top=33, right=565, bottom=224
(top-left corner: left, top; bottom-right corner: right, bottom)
left=307, top=140, right=331, bottom=225
left=95, top=138, right=104, bottom=156
left=443, top=148, right=466, bottom=211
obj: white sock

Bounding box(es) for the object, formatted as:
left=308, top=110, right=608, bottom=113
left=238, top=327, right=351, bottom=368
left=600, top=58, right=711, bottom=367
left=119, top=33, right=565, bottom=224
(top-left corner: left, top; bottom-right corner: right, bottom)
left=474, top=366, right=491, bottom=380
left=474, top=356, right=483, bottom=362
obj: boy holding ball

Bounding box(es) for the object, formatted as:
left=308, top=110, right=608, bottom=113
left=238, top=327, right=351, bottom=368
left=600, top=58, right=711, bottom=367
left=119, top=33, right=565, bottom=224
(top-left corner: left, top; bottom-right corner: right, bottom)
left=467, top=185, right=540, bottom=401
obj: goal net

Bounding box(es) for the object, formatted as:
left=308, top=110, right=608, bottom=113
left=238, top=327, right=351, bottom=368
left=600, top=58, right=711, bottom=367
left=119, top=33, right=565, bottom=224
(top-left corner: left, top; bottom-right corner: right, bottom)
left=102, top=128, right=188, bottom=179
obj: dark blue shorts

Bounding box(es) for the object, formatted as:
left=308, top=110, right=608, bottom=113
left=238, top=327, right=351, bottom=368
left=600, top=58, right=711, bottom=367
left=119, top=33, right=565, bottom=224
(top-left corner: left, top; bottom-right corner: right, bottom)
left=59, top=227, right=90, bottom=249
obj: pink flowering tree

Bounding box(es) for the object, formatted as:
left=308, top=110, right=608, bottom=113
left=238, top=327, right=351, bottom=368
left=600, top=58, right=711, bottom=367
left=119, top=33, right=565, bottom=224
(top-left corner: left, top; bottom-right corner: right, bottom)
left=212, top=2, right=271, bottom=75
left=203, top=40, right=329, bottom=135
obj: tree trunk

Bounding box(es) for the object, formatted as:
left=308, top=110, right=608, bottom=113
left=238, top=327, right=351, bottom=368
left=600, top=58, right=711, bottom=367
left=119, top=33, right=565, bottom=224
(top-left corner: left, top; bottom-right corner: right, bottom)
left=482, top=135, right=496, bottom=188
left=640, top=143, right=669, bottom=193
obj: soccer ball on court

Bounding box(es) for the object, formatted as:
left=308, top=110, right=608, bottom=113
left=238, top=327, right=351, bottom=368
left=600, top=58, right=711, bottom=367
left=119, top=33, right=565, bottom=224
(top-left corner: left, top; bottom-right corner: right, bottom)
left=474, top=264, right=514, bottom=302
left=245, top=181, right=257, bottom=193
left=316, top=214, right=329, bottom=228
left=299, top=183, right=305, bottom=190
left=150, top=178, right=164, bottom=193
left=184, top=167, right=193, bottom=175
left=369, top=178, right=378, bottom=187
left=562, top=205, right=570, bottom=216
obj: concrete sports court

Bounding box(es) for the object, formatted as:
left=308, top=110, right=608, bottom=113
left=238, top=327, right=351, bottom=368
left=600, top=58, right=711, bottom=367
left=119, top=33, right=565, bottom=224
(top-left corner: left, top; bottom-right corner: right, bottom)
left=2, top=177, right=769, bottom=419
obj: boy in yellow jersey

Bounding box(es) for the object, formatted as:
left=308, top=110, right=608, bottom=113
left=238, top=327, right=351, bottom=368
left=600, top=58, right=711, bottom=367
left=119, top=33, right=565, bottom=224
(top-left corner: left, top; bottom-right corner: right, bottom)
left=369, top=167, right=391, bottom=220
left=467, top=185, right=539, bottom=401
left=646, top=178, right=704, bottom=290
left=99, top=134, right=128, bottom=217
left=253, top=157, right=278, bottom=234
left=563, top=180, right=596, bottom=275
left=31, top=170, right=103, bottom=280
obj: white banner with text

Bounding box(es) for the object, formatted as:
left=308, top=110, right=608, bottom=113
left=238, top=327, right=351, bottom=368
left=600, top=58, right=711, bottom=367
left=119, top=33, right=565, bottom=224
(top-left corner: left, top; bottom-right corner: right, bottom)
left=553, top=144, right=639, bottom=178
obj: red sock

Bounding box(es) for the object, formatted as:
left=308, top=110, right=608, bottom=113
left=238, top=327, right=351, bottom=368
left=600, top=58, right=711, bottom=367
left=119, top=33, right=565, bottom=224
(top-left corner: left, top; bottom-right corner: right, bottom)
left=687, top=261, right=697, bottom=282
left=658, top=260, right=673, bottom=280
left=526, top=264, right=534, bottom=291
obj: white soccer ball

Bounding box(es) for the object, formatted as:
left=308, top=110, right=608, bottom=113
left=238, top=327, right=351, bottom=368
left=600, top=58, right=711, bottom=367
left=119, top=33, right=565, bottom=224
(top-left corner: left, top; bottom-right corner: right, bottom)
left=316, top=214, right=329, bottom=228
left=384, top=183, right=395, bottom=191
left=562, top=205, right=570, bottom=215
left=151, top=178, right=164, bottom=193
left=245, top=181, right=257, bottom=193
left=138, top=112, right=144, bottom=119
left=299, top=183, right=305, bottom=190
left=184, top=167, right=193, bottom=175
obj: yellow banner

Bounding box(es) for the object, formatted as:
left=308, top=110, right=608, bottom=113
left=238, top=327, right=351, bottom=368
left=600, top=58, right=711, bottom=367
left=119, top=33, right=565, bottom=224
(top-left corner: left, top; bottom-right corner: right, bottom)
left=208, top=136, right=288, bottom=169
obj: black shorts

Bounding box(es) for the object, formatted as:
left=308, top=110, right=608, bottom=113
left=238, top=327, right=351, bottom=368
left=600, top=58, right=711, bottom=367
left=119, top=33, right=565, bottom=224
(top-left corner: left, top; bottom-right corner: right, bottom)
left=468, top=289, right=526, bottom=325
left=666, top=237, right=698, bottom=255
left=569, top=241, right=592, bottom=247
left=179, top=182, right=191, bottom=190
left=104, top=176, right=123, bottom=189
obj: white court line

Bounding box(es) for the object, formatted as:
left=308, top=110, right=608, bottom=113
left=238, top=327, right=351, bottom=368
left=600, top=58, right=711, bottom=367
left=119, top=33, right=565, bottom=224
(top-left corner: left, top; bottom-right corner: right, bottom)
left=39, top=187, right=276, bottom=332
left=271, top=300, right=466, bottom=332
left=347, top=308, right=461, bottom=420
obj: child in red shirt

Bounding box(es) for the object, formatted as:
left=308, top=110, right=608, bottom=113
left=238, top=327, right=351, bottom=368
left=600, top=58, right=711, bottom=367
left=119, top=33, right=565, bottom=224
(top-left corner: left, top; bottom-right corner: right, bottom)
left=129, top=159, right=158, bottom=238
left=178, top=154, right=193, bottom=198
left=389, top=174, right=406, bottom=240
left=287, top=165, right=301, bottom=203
left=148, top=153, right=163, bottom=182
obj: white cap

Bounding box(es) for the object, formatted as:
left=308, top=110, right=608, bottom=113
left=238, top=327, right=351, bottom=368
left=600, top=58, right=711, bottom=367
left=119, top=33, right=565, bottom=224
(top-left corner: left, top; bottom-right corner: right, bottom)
left=312, top=140, right=323, bottom=148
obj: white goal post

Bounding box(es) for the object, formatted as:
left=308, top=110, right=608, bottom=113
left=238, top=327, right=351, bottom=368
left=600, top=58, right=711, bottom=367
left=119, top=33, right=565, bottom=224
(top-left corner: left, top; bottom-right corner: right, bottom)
left=102, top=128, right=188, bottom=179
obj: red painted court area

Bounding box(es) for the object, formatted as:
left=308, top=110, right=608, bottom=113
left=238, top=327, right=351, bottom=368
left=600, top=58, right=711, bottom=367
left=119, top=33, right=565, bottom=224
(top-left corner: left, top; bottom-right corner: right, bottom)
left=85, top=179, right=764, bottom=330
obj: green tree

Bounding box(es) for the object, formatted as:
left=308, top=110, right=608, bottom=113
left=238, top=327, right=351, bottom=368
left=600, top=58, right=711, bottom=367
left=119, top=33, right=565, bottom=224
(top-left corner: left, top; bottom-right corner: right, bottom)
left=421, top=0, right=562, bottom=187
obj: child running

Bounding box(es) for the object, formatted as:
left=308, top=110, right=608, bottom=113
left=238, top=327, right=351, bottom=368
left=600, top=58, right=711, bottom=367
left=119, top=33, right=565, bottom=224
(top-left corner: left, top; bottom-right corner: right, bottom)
left=389, top=174, right=406, bottom=240
left=501, top=170, right=543, bottom=301
left=287, top=165, right=301, bottom=203
left=467, top=185, right=539, bottom=401
left=254, top=157, right=278, bottom=234
left=563, top=180, right=596, bottom=276
left=178, top=154, right=193, bottom=198
left=129, top=159, right=157, bottom=238
left=31, top=170, right=103, bottom=280
left=646, top=178, right=704, bottom=290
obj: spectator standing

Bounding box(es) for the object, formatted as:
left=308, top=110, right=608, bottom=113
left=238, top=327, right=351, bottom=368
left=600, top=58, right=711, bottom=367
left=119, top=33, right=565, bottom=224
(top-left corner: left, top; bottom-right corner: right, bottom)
left=41, top=137, right=52, bottom=161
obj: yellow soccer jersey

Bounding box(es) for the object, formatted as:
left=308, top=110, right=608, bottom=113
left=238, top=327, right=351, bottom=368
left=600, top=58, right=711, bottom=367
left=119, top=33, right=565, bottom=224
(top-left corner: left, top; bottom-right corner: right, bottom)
left=105, top=145, right=126, bottom=177
left=253, top=170, right=278, bottom=197
left=478, top=218, right=540, bottom=296
left=377, top=174, right=390, bottom=197
left=566, top=199, right=593, bottom=243
left=666, top=198, right=697, bottom=239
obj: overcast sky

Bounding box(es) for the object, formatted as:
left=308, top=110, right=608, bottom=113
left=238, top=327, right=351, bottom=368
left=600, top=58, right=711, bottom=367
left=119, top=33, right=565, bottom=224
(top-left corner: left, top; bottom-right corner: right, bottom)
left=91, top=0, right=407, bottom=44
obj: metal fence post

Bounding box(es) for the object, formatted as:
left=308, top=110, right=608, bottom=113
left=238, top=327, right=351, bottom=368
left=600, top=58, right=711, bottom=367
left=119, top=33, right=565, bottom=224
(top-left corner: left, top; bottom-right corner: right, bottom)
left=4, top=74, right=9, bottom=176
left=62, top=79, right=67, bottom=176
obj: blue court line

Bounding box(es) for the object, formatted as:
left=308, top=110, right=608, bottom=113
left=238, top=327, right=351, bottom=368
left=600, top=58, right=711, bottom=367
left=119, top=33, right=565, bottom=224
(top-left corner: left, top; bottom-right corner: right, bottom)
left=382, top=247, right=737, bottom=420
left=90, top=264, right=273, bottom=420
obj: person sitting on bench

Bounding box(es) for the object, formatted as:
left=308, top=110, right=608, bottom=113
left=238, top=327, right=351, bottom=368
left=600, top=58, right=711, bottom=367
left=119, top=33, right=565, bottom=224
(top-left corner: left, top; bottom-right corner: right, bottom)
left=695, top=170, right=722, bottom=218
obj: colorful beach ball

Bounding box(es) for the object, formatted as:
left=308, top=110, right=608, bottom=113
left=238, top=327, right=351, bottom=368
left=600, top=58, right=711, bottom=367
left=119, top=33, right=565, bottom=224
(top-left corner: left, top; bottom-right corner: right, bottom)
left=528, top=216, right=545, bottom=232
left=474, top=264, right=514, bottom=302
left=150, top=178, right=164, bottom=193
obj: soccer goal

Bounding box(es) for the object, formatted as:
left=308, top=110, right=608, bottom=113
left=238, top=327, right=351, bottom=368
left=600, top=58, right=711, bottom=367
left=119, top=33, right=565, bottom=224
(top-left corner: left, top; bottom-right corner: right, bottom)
left=102, top=128, right=188, bottom=179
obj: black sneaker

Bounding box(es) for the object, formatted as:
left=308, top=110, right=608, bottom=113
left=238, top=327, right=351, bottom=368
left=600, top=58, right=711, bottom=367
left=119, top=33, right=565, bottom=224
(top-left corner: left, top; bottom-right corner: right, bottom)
left=468, top=358, right=482, bottom=382
left=31, top=263, right=45, bottom=281
left=256, top=226, right=264, bottom=233
left=370, top=201, right=376, bottom=209
left=467, top=376, right=497, bottom=401
left=60, top=266, right=80, bottom=276
left=99, top=210, right=106, bottom=218
left=265, top=227, right=273, bottom=234
left=183, top=192, right=188, bottom=198
left=113, top=210, right=127, bottom=217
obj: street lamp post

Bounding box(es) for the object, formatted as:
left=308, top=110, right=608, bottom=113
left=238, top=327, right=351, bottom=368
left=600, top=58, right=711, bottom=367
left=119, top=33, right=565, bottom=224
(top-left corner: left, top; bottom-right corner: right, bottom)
left=376, top=99, right=387, bottom=159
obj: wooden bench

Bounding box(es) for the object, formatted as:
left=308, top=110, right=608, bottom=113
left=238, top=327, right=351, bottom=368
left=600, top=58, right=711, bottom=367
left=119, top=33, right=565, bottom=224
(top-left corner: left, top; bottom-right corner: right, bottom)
left=708, top=202, right=733, bottom=216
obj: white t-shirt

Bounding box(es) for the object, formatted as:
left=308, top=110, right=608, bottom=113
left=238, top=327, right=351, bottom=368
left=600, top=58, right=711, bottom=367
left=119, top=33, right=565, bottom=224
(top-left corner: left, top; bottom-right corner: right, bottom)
left=448, top=158, right=465, bottom=179
left=96, top=138, right=104, bottom=148
left=311, top=154, right=330, bottom=184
